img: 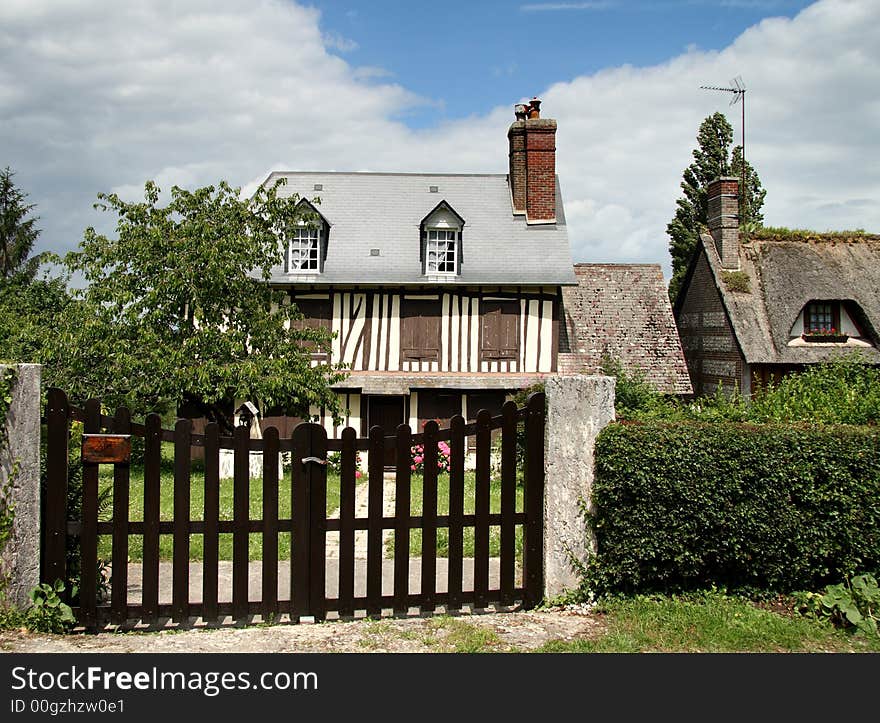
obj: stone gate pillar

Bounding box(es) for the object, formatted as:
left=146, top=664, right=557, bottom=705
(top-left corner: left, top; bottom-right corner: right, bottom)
left=0, top=364, right=42, bottom=608
left=543, top=374, right=615, bottom=600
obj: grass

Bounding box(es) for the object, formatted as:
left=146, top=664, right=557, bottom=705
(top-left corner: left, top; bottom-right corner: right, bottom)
left=96, top=442, right=344, bottom=561
left=537, top=592, right=880, bottom=653
left=355, top=616, right=503, bottom=652
left=721, top=269, right=750, bottom=293
left=746, top=226, right=876, bottom=241
left=386, top=471, right=524, bottom=559
left=95, top=444, right=522, bottom=563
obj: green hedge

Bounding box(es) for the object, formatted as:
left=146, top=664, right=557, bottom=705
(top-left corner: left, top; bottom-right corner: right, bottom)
left=589, top=421, right=880, bottom=595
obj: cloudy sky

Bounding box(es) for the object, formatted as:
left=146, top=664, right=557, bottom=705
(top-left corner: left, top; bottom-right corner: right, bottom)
left=1, top=0, right=877, bottom=280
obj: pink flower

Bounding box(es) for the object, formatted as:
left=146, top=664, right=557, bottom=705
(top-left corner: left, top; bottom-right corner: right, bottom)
left=355, top=470, right=362, bottom=478
left=410, top=464, right=417, bottom=471
left=414, top=455, right=423, bottom=464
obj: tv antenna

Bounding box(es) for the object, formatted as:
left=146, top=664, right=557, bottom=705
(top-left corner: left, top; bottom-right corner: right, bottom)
left=701, top=76, right=747, bottom=218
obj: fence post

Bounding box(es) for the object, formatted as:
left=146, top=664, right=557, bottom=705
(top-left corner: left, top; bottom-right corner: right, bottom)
left=522, top=392, right=545, bottom=609
left=543, top=375, right=616, bottom=600
left=42, top=386, right=69, bottom=592
left=0, top=364, right=41, bottom=608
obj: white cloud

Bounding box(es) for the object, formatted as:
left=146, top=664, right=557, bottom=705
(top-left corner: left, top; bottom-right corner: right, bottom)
left=1, top=0, right=878, bottom=282
left=322, top=31, right=359, bottom=53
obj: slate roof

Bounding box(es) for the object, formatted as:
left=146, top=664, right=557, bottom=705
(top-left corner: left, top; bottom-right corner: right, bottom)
left=261, top=171, right=576, bottom=286
left=693, top=231, right=880, bottom=364
left=558, top=264, right=692, bottom=394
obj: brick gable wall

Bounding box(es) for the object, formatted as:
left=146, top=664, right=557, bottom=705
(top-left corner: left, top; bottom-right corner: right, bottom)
left=676, top=250, right=745, bottom=395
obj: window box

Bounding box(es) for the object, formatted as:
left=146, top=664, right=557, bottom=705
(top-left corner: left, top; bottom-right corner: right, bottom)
left=802, top=333, right=848, bottom=343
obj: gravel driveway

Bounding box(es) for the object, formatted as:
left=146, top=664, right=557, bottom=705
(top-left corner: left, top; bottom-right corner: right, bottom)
left=0, top=607, right=603, bottom=653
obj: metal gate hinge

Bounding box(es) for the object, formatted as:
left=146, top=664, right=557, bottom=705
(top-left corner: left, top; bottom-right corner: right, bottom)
left=301, top=456, right=328, bottom=466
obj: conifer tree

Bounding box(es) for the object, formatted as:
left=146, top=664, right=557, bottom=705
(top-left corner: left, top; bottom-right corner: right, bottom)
left=0, top=167, right=43, bottom=283
left=667, top=113, right=766, bottom=301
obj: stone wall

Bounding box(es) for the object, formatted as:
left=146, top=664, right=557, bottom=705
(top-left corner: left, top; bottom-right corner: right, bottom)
left=675, top=250, right=745, bottom=395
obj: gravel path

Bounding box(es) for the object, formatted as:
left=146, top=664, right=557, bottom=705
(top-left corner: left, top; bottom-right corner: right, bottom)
left=0, top=608, right=604, bottom=653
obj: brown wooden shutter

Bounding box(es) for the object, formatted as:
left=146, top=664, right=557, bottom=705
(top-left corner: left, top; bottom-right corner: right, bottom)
left=481, top=301, right=519, bottom=360
left=401, top=299, right=440, bottom=361
left=291, top=297, right=332, bottom=356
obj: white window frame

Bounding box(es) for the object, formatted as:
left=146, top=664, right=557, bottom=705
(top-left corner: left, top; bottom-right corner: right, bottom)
left=426, top=227, right=459, bottom=275
left=286, top=225, right=320, bottom=273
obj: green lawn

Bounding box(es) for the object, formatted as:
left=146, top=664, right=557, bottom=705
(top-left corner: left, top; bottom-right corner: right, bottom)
left=388, top=472, right=524, bottom=559
left=96, top=445, right=523, bottom=562
left=537, top=593, right=880, bottom=653
left=97, top=442, right=343, bottom=561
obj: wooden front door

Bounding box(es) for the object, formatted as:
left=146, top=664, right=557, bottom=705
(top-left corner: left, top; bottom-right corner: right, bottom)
left=367, top=395, right=405, bottom=466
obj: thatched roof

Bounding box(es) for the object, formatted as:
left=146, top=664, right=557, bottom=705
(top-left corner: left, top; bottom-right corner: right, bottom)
left=697, top=230, right=880, bottom=364
left=559, top=264, right=692, bottom=394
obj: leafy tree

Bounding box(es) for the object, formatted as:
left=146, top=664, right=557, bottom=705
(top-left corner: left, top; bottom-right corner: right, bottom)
left=0, top=275, right=72, bottom=364
left=667, top=113, right=766, bottom=301
left=0, top=167, right=44, bottom=283
left=49, top=179, right=345, bottom=430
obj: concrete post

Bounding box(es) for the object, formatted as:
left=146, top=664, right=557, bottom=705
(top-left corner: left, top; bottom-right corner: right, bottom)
left=543, top=375, right=615, bottom=600
left=0, top=364, right=42, bottom=608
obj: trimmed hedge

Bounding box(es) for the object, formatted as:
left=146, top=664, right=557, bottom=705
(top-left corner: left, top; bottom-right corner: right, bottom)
left=589, top=421, right=880, bottom=595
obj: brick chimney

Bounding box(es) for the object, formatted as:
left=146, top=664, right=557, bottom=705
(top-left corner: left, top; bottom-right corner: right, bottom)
left=707, top=176, right=740, bottom=269
left=508, top=97, right=557, bottom=224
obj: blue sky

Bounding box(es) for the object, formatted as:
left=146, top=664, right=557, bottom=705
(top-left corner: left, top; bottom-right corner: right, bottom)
left=315, top=1, right=814, bottom=127
left=1, top=0, right=876, bottom=278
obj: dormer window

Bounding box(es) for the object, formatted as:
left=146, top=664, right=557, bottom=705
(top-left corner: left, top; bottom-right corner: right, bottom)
left=284, top=198, right=330, bottom=274
left=427, top=229, right=457, bottom=274
left=789, top=300, right=870, bottom=345
left=420, top=200, right=465, bottom=277
left=286, top=226, right=320, bottom=272
left=805, top=301, right=836, bottom=334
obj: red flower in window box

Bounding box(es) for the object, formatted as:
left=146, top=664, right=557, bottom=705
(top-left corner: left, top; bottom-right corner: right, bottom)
left=802, top=327, right=848, bottom=343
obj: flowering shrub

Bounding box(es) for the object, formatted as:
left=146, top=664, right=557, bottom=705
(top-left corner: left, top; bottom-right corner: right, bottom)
left=326, top=451, right=363, bottom=478
left=410, top=419, right=451, bottom=473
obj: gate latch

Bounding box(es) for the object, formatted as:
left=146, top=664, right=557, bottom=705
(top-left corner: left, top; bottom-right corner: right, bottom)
left=301, top=456, right=328, bottom=466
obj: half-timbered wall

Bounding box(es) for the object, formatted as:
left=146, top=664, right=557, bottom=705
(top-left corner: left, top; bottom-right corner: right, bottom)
left=291, top=289, right=557, bottom=374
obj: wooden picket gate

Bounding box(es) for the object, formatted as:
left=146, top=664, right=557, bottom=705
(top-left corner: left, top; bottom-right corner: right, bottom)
left=41, top=388, right=545, bottom=628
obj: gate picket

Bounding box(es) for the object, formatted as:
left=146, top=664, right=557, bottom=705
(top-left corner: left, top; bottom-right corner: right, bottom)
left=141, top=414, right=162, bottom=622
left=110, top=407, right=131, bottom=624
left=393, top=424, right=412, bottom=614
left=202, top=422, right=220, bottom=622
left=232, top=426, right=250, bottom=619
left=262, top=427, right=280, bottom=620
left=42, top=388, right=69, bottom=589
left=172, top=419, right=191, bottom=622
left=291, top=424, right=310, bottom=619
left=446, top=415, right=465, bottom=611
left=79, top=399, right=101, bottom=628
left=307, top=425, right=328, bottom=622
left=366, top=426, right=384, bottom=617
left=421, top=420, right=439, bottom=613
left=523, top=392, right=546, bottom=609
left=474, top=410, right=492, bottom=609
left=500, top=401, right=518, bottom=605
left=338, top=428, right=357, bottom=617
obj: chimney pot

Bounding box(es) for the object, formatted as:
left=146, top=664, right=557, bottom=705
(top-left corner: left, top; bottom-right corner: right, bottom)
left=514, top=103, right=528, bottom=120
left=528, top=97, right=541, bottom=119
